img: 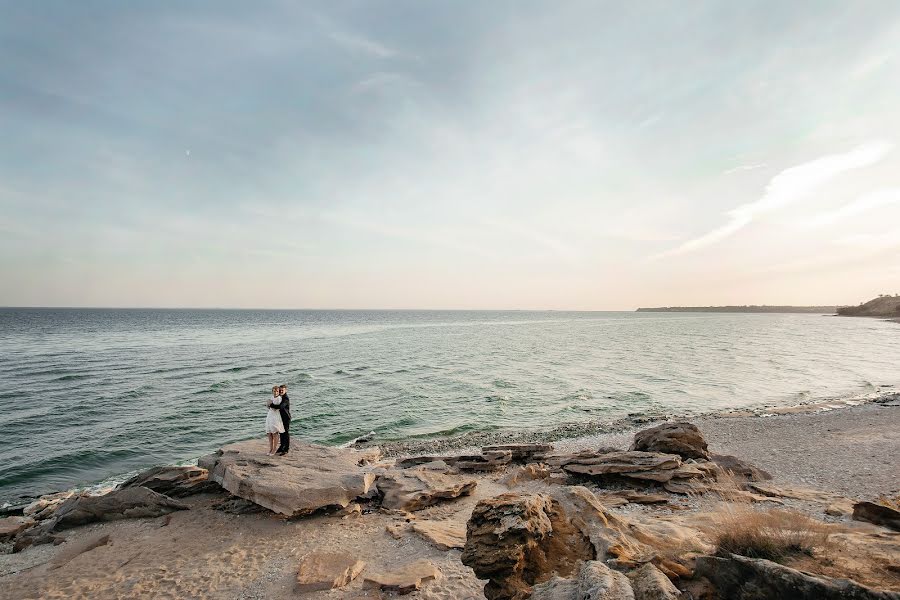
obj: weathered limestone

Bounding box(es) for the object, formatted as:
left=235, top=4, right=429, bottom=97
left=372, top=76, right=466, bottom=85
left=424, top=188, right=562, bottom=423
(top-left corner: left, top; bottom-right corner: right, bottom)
left=198, top=439, right=379, bottom=516
left=531, top=561, right=635, bottom=600
left=412, top=520, right=466, bottom=550
left=483, top=443, right=554, bottom=462
left=51, top=487, right=188, bottom=530
left=119, top=465, right=219, bottom=498
left=23, top=491, right=78, bottom=521
left=562, top=451, right=683, bottom=482
left=500, top=464, right=553, bottom=488
left=376, top=467, right=476, bottom=512
left=295, top=551, right=366, bottom=592
left=628, top=563, right=681, bottom=600
left=710, top=454, right=772, bottom=482
left=363, top=560, right=441, bottom=594
left=461, top=493, right=595, bottom=600
left=853, top=501, right=900, bottom=531
left=695, top=553, right=900, bottom=600
left=631, top=422, right=709, bottom=460
left=0, top=516, right=34, bottom=541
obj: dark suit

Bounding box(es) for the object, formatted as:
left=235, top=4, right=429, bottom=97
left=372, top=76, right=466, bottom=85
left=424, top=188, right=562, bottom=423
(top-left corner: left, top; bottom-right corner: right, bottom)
left=277, top=393, right=291, bottom=453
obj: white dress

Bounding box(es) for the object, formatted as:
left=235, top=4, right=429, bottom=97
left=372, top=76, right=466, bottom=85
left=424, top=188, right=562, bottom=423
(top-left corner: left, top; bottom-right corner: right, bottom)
left=265, top=395, right=285, bottom=434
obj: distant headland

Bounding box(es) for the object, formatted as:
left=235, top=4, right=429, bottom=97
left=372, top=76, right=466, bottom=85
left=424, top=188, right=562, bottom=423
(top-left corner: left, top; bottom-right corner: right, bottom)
left=836, top=294, right=900, bottom=318
left=636, top=305, right=836, bottom=314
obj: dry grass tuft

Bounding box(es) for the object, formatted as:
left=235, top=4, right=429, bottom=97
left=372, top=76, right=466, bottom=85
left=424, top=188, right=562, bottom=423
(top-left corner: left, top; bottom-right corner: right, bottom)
left=875, top=495, right=900, bottom=511
left=710, top=506, right=833, bottom=562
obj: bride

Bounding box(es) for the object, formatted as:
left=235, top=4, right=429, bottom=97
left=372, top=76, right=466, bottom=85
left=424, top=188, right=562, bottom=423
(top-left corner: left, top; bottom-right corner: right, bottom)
left=265, top=385, right=285, bottom=456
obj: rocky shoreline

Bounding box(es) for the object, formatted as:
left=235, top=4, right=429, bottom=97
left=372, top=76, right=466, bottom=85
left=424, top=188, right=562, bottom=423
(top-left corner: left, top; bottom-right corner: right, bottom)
left=1, top=400, right=898, bottom=599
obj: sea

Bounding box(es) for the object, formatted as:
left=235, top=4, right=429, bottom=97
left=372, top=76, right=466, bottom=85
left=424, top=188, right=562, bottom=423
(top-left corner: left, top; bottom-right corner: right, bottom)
left=1, top=308, right=898, bottom=507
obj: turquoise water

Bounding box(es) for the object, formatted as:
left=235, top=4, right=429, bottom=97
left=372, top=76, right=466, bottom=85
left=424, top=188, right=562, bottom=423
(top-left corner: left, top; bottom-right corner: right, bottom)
left=0, top=308, right=898, bottom=505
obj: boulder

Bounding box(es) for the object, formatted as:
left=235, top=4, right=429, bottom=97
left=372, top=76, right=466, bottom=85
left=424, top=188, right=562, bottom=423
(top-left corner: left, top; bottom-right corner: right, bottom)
left=412, top=520, right=466, bottom=550
left=695, top=553, right=900, bottom=600
left=199, top=439, right=379, bottom=516
left=562, top=451, right=682, bottom=482
left=119, top=465, right=219, bottom=498
left=295, top=551, right=366, bottom=592
left=710, top=454, right=771, bottom=482
left=853, top=501, right=900, bottom=532
left=51, top=487, right=188, bottom=530
left=628, top=563, right=681, bottom=600
left=0, top=516, right=34, bottom=541
left=461, top=493, right=594, bottom=600
left=531, top=560, right=635, bottom=600
left=363, top=560, right=441, bottom=594
left=631, top=422, right=709, bottom=460
left=376, top=467, right=476, bottom=512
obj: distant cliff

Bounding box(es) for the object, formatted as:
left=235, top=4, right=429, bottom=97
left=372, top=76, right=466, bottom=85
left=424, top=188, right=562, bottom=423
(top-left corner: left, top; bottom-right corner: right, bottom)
left=636, top=305, right=836, bottom=314
left=836, top=295, right=900, bottom=318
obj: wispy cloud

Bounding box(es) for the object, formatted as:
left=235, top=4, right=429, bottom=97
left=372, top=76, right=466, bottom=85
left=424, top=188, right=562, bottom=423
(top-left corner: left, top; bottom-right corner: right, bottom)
left=655, top=141, right=894, bottom=259
left=723, top=163, right=766, bottom=175
left=329, top=31, right=398, bottom=59
left=803, top=187, right=900, bottom=229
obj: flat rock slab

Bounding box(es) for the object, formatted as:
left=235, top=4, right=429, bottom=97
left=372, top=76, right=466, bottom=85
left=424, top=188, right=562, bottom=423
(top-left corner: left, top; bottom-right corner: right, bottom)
left=376, top=468, right=477, bottom=512
left=562, top=451, right=682, bottom=482
left=412, top=520, right=466, bottom=550
left=199, top=439, right=379, bottom=516
left=52, top=487, right=188, bottom=530
left=364, top=560, right=441, bottom=594
left=296, top=551, right=366, bottom=592
left=0, top=516, right=34, bottom=541
left=482, top=443, right=554, bottom=461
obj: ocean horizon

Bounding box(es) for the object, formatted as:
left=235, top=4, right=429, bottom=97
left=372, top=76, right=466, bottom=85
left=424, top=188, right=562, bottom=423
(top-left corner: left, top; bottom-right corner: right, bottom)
left=1, top=307, right=898, bottom=506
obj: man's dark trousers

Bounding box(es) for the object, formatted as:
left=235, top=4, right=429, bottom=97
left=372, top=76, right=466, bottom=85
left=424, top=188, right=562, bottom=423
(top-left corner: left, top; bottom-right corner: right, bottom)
left=277, top=393, right=291, bottom=453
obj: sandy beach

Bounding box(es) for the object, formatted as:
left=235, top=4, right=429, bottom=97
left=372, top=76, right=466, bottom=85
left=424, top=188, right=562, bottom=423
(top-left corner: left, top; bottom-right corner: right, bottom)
left=1, top=401, right=898, bottom=600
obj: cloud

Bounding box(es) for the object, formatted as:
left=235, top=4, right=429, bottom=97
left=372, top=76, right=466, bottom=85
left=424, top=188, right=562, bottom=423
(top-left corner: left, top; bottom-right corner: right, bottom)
left=655, top=141, right=894, bottom=258
left=328, top=31, right=399, bottom=59
left=723, top=163, right=766, bottom=175
left=803, top=187, right=900, bottom=229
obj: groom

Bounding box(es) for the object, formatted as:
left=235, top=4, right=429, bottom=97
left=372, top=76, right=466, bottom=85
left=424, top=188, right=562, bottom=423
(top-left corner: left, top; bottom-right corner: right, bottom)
left=276, top=384, right=291, bottom=455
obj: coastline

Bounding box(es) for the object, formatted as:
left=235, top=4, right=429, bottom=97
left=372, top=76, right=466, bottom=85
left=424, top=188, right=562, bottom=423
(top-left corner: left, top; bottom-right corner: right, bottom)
left=3, top=388, right=897, bottom=512
left=2, top=389, right=898, bottom=598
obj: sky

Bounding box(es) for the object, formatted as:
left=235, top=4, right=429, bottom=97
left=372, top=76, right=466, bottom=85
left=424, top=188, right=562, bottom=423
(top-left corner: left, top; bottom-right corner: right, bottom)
left=2, top=1, right=900, bottom=310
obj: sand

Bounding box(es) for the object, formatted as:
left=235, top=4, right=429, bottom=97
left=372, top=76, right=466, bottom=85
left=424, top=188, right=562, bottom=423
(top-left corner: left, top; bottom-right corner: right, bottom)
left=1, top=401, right=898, bottom=599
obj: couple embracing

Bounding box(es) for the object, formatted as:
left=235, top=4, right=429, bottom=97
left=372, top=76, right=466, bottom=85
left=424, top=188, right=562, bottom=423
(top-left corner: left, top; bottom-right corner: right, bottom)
left=265, top=384, right=291, bottom=456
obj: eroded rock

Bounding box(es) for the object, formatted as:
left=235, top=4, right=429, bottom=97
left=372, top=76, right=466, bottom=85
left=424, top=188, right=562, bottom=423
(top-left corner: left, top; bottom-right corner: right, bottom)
left=0, top=516, right=34, bottom=541
left=52, top=487, right=188, bottom=530
left=199, top=439, right=379, bottom=516
left=631, top=422, right=709, bottom=460
left=23, top=491, right=78, bottom=521
left=695, top=553, right=900, bottom=600
left=295, top=551, right=366, bottom=592
left=376, top=467, right=476, bottom=512
left=562, top=451, right=682, bottom=482
left=119, top=465, right=219, bottom=498
left=853, top=501, right=900, bottom=532
left=710, top=454, right=771, bottom=482
left=363, top=560, right=441, bottom=595
left=628, top=563, right=681, bottom=600
left=531, top=560, right=635, bottom=600
left=483, top=443, right=554, bottom=462
left=461, top=493, right=594, bottom=600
